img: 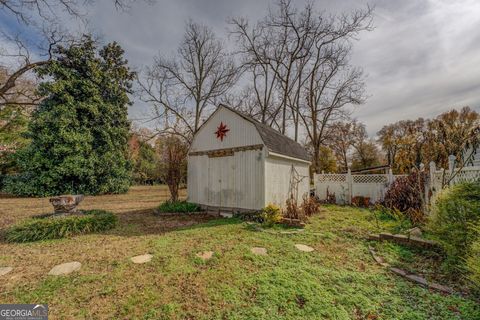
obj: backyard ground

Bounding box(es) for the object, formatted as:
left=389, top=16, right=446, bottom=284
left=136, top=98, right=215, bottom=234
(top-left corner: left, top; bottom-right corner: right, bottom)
left=0, top=186, right=479, bottom=319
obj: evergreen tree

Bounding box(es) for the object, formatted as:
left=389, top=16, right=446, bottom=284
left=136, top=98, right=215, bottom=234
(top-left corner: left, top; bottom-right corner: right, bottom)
left=5, top=36, right=135, bottom=196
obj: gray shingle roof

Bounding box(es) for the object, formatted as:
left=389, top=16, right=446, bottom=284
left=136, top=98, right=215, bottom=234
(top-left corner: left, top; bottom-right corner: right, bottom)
left=219, top=104, right=311, bottom=162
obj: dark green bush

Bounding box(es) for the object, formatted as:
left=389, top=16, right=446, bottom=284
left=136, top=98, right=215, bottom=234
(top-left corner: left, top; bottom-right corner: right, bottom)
left=428, top=181, right=480, bottom=269
left=157, top=201, right=201, bottom=213
left=3, top=37, right=133, bottom=197
left=5, top=210, right=117, bottom=243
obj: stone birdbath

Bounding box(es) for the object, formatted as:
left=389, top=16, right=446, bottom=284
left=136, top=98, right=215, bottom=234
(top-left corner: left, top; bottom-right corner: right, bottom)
left=49, top=195, right=84, bottom=216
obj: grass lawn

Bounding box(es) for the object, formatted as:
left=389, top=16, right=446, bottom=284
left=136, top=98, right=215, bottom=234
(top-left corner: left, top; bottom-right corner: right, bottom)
left=0, top=186, right=479, bottom=319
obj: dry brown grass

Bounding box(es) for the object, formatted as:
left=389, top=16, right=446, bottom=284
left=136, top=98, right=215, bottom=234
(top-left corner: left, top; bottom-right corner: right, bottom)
left=0, top=185, right=186, bottom=228
left=0, top=185, right=214, bottom=314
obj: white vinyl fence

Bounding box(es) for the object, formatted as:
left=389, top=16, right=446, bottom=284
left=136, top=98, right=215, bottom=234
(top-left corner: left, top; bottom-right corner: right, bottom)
left=314, top=169, right=400, bottom=205
left=315, top=156, right=480, bottom=206
left=429, top=160, right=480, bottom=194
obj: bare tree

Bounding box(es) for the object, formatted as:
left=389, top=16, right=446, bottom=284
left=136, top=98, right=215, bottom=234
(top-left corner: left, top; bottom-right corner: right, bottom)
left=156, top=135, right=188, bottom=201
left=298, top=7, right=373, bottom=173
left=139, top=21, right=238, bottom=141
left=229, top=17, right=281, bottom=127
left=232, top=1, right=372, bottom=154
left=230, top=0, right=316, bottom=137
left=0, top=0, right=150, bottom=109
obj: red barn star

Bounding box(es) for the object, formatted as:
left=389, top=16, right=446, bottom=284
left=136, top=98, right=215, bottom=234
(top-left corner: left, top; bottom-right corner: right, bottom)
left=215, top=122, right=229, bottom=141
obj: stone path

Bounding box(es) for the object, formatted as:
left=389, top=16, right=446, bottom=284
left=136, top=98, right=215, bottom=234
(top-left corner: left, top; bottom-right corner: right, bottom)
left=295, top=244, right=314, bottom=252
left=0, top=267, right=13, bottom=276
left=48, top=261, right=81, bottom=276
left=196, top=251, right=214, bottom=261
left=130, top=254, right=153, bottom=264
left=251, top=247, right=268, bottom=255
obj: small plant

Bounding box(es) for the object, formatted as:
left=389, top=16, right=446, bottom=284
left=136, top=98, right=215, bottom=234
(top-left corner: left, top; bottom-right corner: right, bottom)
left=325, top=189, right=336, bottom=204
left=284, top=197, right=304, bottom=221
left=351, top=196, right=370, bottom=208
left=5, top=210, right=117, bottom=243
left=301, top=194, right=320, bottom=217
left=260, top=204, right=282, bottom=226
left=158, top=201, right=201, bottom=213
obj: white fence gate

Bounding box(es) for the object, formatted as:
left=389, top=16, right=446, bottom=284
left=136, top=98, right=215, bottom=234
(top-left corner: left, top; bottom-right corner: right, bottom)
left=314, top=169, right=398, bottom=205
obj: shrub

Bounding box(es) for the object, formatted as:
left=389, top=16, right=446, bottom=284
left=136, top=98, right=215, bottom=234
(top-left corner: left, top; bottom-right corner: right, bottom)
left=234, top=211, right=263, bottom=223
left=285, top=196, right=305, bottom=221
left=158, top=201, right=200, bottom=213
left=260, top=204, right=282, bottom=226
left=3, top=38, right=133, bottom=197
left=5, top=210, right=117, bottom=243
left=383, top=171, right=427, bottom=224
left=302, top=195, right=320, bottom=217
left=466, top=234, right=480, bottom=290
left=428, top=181, right=480, bottom=269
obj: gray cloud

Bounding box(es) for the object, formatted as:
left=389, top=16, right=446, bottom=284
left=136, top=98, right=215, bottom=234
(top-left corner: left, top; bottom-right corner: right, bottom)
left=4, top=0, right=479, bottom=135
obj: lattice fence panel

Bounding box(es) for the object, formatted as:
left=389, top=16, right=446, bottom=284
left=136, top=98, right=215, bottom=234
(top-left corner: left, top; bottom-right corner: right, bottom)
left=352, top=174, right=388, bottom=184
left=314, top=172, right=399, bottom=204
left=431, top=167, right=480, bottom=191
left=316, top=174, right=347, bottom=183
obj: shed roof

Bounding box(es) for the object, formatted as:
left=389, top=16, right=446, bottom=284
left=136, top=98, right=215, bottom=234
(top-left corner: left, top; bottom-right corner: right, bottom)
left=218, top=104, right=311, bottom=162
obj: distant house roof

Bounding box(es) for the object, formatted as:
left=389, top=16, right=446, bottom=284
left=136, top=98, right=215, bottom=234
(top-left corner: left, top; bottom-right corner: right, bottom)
left=219, top=104, right=311, bottom=162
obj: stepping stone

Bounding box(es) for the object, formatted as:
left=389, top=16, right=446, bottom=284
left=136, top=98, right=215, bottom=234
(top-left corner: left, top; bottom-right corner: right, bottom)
left=295, top=244, right=314, bottom=252
left=280, top=229, right=304, bottom=234
left=405, top=274, right=428, bottom=286
left=196, top=251, right=214, bottom=261
left=130, top=254, right=153, bottom=264
left=48, top=261, right=81, bottom=276
left=251, top=247, right=268, bottom=255
left=0, top=267, right=13, bottom=276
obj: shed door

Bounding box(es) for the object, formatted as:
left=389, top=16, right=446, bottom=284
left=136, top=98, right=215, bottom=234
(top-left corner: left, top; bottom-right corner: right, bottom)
left=207, top=156, right=235, bottom=208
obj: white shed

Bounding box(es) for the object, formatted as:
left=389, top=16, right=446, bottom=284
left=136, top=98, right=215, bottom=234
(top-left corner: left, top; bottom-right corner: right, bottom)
left=188, top=105, right=311, bottom=212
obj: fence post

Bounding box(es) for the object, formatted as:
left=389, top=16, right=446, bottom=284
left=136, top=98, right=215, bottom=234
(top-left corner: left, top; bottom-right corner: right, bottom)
left=448, top=155, right=455, bottom=173
left=428, top=161, right=436, bottom=197
left=429, top=161, right=436, bottom=184
left=347, top=168, right=352, bottom=205
left=448, top=155, right=456, bottom=186
left=387, top=168, right=394, bottom=185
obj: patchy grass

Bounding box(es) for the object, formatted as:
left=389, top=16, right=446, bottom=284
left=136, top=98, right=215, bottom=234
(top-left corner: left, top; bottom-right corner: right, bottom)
left=158, top=201, right=201, bottom=213
left=0, top=193, right=479, bottom=319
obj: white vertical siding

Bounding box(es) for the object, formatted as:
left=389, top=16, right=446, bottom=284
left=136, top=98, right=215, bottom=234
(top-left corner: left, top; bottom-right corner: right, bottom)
left=187, top=149, right=264, bottom=210
left=188, top=106, right=266, bottom=210
left=190, top=107, right=263, bottom=152
left=264, top=155, right=310, bottom=208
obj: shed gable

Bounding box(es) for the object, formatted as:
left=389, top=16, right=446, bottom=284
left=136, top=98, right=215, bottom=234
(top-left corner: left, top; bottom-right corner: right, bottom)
left=190, top=107, right=264, bottom=152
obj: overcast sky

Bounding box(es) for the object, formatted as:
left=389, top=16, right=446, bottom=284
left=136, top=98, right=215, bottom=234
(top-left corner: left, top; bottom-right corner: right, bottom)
left=3, top=0, right=480, bottom=135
